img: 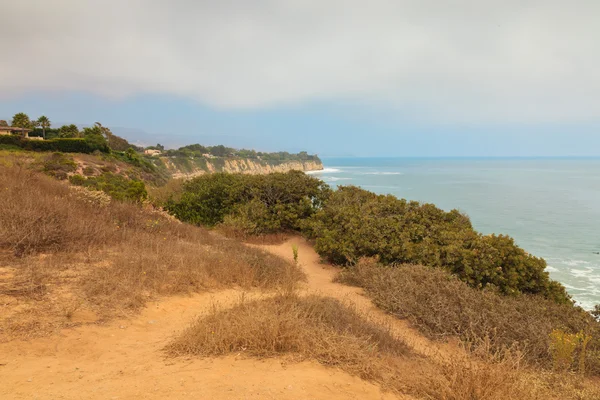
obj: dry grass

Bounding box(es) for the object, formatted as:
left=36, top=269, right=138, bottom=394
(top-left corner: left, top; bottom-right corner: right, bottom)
left=422, top=348, right=542, bottom=400
left=147, top=177, right=185, bottom=206
left=0, top=165, right=304, bottom=338
left=165, top=294, right=411, bottom=391
left=82, top=232, right=303, bottom=314
left=164, top=293, right=595, bottom=399
left=337, top=258, right=600, bottom=374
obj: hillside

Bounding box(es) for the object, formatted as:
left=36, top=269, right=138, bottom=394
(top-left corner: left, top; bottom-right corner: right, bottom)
left=1, top=164, right=600, bottom=399
left=0, top=115, right=323, bottom=183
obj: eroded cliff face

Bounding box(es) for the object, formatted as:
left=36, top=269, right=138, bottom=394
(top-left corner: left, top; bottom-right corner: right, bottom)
left=164, top=158, right=323, bottom=179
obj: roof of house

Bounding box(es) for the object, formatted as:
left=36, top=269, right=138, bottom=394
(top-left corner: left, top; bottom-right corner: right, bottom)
left=0, top=126, right=32, bottom=132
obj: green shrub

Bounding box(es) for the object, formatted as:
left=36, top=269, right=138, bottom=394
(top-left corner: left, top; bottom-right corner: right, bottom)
left=165, top=171, right=330, bottom=233
left=41, top=152, right=77, bottom=179
left=82, top=166, right=95, bottom=176
left=110, top=149, right=156, bottom=173
left=70, top=172, right=148, bottom=203
left=68, top=174, right=86, bottom=185
left=0, top=135, right=23, bottom=147
left=308, top=185, right=569, bottom=302
left=0, top=136, right=102, bottom=153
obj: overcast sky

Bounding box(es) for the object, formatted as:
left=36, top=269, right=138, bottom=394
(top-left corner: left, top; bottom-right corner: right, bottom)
left=1, top=0, right=599, bottom=156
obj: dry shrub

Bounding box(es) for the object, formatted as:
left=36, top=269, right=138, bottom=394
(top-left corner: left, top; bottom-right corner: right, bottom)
left=337, top=259, right=600, bottom=374
left=0, top=166, right=111, bottom=255
left=82, top=233, right=303, bottom=313
left=0, top=164, right=304, bottom=329
left=147, top=177, right=185, bottom=206
left=165, top=294, right=409, bottom=390
left=422, top=347, right=543, bottom=400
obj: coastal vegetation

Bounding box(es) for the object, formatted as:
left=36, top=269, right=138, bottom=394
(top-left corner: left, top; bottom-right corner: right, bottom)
left=0, top=164, right=301, bottom=325
left=165, top=174, right=569, bottom=302
left=164, top=171, right=329, bottom=232
left=164, top=171, right=600, bottom=376
left=337, top=259, right=600, bottom=373
left=1, top=112, right=599, bottom=398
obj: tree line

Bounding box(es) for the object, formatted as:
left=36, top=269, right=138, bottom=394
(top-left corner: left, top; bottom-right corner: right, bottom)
left=163, top=143, right=320, bottom=162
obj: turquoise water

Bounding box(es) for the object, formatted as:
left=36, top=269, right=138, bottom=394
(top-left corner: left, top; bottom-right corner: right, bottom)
left=308, top=157, right=600, bottom=309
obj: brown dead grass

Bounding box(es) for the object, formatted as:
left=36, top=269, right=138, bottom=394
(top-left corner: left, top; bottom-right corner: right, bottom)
left=0, top=165, right=304, bottom=339
left=165, top=294, right=412, bottom=392
left=165, top=293, right=591, bottom=399
left=337, top=259, right=600, bottom=375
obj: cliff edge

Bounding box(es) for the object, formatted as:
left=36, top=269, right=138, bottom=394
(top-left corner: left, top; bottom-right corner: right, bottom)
left=163, top=157, right=323, bottom=179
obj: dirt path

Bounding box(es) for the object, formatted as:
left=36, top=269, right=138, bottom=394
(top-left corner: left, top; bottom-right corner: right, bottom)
left=257, top=237, right=456, bottom=361
left=1, top=237, right=434, bottom=400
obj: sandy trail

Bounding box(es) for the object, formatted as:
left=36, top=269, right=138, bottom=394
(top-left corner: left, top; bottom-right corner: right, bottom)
left=257, top=238, right=455, bottom=361
left=0, top=237, right=436, bottom=400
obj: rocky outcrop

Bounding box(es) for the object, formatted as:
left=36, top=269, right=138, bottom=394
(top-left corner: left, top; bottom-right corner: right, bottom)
left=164, top=158, right=323, bottom=179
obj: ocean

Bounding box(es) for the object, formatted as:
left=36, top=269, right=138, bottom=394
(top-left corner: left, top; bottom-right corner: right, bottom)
left=308, top=157, right=600, bottom=310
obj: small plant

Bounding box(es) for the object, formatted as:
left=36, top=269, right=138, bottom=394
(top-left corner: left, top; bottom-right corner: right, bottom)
left=578, top=332, right=593, bottom=375
left=549, top=329, right=593, bottom=373
left=292, top=244, right=299, bottom=265
left=82, top=166, right=95, bottom=176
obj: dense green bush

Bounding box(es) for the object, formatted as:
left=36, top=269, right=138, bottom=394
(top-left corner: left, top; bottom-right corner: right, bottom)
left=307, top=185, right=570, bottom=303
left=0, top=136, right=103, bottom=153
left=0, top=135, right=23, bottom=147
left=165, top=171, right=330, bottom=234
left=69, top=172, right=147, bottom=203
left=163, top=143, right=321, bottom=163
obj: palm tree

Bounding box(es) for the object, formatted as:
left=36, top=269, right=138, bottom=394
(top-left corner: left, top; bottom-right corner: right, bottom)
left=11, top=113, right=32, bottom=137
left=37, top=115, right=51, bottom=140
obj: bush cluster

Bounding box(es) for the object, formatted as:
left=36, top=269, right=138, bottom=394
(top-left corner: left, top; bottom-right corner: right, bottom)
left=41, top=152, right=78, bottom=180
left=164, top=173, right=569, bottom=303
left=307, top=186, right=570, bottom=303
left=0, top=135, right=106, bottom=153
left=69, top=172, right=148, bottom=203
left=165, top=171, right=330, bottom=234
left=337, top=259, right=600, bottom=373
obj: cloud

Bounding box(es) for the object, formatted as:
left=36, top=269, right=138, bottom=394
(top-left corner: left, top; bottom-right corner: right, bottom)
left=1, top=0, right=598, bottom=123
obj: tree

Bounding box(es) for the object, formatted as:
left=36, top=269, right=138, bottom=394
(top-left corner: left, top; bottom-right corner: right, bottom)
left=36, top=115, right=51, bottom=140
left=11, top=113, right=32, bottom=135
left=0, top=120, right=8, bottom=127
left=82, top=122, right=110, bottom=152
left=29, top=119, right=40, bottom=137
left=58, top=124, right=80, bottom=138
left=210, top=145, right=228, bottom=157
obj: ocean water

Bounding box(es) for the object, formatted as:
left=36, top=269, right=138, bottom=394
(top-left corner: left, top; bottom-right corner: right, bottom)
left=308, top=157, right=600, bottom=310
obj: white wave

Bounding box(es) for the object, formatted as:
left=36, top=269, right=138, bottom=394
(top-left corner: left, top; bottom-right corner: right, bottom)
left=574, top=298, right=598, bottom=311
left=361, top=171, right=403, bottom=175
left=562, top=283, right=580, bottom=290
left=587, top=276, right=600, bottom=284
left=564, top=259, right=591, bottom=267
left=361, top=185, right=401, bottom=190
left=570, top=268, right=594, bottom=277
left=545, top=266, right=559, bottom=272
left=323, top=176, right=352, bottom=182
left=306, top=168, right=341, bottom=174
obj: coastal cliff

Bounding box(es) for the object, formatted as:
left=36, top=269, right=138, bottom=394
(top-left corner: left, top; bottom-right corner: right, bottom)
left=162, top=157, right=323, bottom=179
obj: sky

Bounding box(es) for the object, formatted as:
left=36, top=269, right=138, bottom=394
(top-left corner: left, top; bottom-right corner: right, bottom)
left=0, top=0, right=599, bottom=157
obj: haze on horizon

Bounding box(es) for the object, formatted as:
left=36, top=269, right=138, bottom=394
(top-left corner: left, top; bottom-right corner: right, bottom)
left=0, top=0, right=599, bottom=157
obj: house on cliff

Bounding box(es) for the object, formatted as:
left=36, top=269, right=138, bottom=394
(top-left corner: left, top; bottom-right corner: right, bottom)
left=0, top=126, right=33, bottom=137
